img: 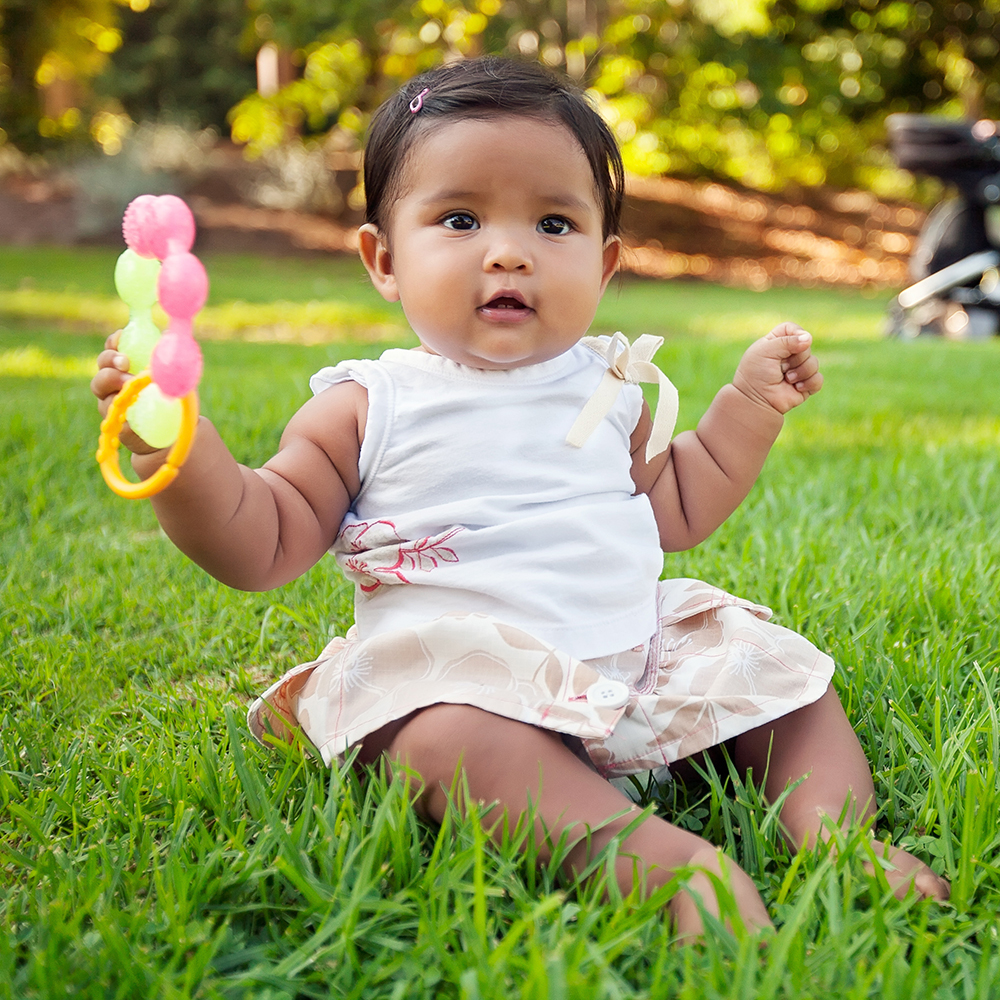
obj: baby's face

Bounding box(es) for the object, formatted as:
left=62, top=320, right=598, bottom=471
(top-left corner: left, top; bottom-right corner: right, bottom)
left=361, top=115, right=620, bottom=369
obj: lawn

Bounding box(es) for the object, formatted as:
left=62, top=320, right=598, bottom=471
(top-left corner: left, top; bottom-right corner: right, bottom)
left=1, top=247, right=999, bottom=998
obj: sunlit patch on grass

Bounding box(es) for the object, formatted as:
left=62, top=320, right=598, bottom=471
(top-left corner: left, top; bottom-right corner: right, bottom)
left=0, top=288, right=405, bottom=344
left=0, top=288, right=129, bottom=326
left=669, top=308, right=888, bottom=342
left=0, top=346, right=95, bottom=378
left=781, top=414, right=1000, bottom=450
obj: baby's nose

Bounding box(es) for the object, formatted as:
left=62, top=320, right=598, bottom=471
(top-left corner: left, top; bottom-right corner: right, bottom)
left=485, top=240, right=532, bottom=272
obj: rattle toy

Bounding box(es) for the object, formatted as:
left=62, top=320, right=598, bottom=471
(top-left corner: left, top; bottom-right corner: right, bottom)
left=96, top=194, right=207, bottom=499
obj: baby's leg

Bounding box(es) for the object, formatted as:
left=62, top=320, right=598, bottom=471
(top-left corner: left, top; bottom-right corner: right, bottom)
left=371, top=704, right=772, bottom=938
left=733, top=685, right=950, bottom=901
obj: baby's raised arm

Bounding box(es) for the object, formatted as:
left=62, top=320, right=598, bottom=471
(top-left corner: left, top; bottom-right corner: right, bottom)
left=92, top=333, right=366, bottom=590
left=633, top=323, right=822, bottom=551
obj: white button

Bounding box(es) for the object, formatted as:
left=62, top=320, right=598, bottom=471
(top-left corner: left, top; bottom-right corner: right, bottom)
left=585, top=680, right=630, bottom=710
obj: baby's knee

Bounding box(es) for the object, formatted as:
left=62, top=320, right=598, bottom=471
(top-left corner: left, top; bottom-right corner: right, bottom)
left=389, top=703, right=491, bottom=763
left=383, top=704, right=498, bottom=809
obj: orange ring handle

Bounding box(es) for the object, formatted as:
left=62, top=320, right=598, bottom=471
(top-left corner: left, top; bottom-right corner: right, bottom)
left=96, top=372, right=199, bottom=499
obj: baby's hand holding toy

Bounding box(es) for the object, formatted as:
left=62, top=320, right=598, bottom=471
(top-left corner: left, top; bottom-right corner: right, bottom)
left=733, top=322, right=823, bottom=414
left=96, top=195, right=206, bottom=499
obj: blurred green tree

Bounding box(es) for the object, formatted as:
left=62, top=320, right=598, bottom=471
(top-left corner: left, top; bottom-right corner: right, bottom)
left=226, top=0, right=1000, bottom=196
left=94, top=0, right=256, bottom=135
left=3, top=0, right=999, bottom=197
left=226, top=0, right=504, bottom=156
left=0, top=0, right=128, bottom=151
left=589, top=0, right=1000, bottom=197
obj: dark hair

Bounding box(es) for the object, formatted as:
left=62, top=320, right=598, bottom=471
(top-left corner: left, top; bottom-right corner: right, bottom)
left=363, top=56, right=625, bottom=239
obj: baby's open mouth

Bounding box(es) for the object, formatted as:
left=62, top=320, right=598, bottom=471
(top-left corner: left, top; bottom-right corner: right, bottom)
left=482, top=295, right=530, bottom=310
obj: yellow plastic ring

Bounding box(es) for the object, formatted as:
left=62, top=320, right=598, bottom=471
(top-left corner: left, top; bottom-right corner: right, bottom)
left=96, top=372, right=199, bottom=499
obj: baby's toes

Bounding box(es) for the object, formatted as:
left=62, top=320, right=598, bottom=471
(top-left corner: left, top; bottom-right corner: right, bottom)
left=879, top=846, right=950, bottom=902
left=910, top=864, right=950, bottom=902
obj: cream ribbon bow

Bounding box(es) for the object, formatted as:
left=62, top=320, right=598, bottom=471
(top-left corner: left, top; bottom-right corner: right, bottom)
left=565, top=333, right=679, bottom=462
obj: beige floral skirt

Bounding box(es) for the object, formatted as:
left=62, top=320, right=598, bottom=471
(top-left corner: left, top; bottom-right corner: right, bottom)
left=247, top=578, right=835, bottom=779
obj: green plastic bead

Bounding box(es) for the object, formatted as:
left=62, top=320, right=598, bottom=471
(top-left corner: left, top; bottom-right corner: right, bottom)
left=128, top=383, right=182, bottom=448
left=115, top=249, right=162, bottom=372
left=118, top=315, right=161, bottom=373
left=114, top=249, right=160, bottom=308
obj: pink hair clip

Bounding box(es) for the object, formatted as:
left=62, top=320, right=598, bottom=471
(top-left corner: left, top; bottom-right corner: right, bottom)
left=409, top=88, right=430, bottom=114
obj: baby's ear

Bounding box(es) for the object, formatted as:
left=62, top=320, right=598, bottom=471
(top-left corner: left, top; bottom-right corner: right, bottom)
left=600, top=236, right=622, bottom=293
left=357, top=223, right=399, bottom=302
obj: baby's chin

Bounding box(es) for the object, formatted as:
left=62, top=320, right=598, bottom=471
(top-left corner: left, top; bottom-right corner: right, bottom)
left=413, top=340, right=570, bottom=371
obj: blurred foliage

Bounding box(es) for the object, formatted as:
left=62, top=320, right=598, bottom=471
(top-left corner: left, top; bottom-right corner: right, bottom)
left=231, top=0, right=1000, bottom=197
left=590, top=0, right=1000, bottom=198
left=0, top=0, right=128, bottom=150
left=2, top=0, right=1000, bottom=197
left=94, top=0, right=256, bottom=136
left=226, top=0, right=507, bottom=157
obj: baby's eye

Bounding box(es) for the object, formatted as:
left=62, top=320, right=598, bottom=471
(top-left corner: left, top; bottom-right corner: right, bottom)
left=441, top=212, right=479, bottom=231
left=538, top=216, right=573, bottom=236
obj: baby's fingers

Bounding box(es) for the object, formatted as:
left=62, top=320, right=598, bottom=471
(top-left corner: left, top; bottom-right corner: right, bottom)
left=91, top=359, right=132, bottom=415
left=787, top=365, right=823, bottom=397
left=767, top=326, right=812, bottom=360
left=97, top=347, right=131, bottom=375
left=783, top=351, right=819, bottom=386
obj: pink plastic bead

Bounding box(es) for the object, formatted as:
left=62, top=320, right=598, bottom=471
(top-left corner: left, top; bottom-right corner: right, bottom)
left=152, top=195, right=196, bottom=258
left=157, top=252, right=209, bottom=320
left=122, top=195, right=161, bottom=259
left=122, top=194, right=196, bottom=261
left=151, top=325, right=203, bottom=399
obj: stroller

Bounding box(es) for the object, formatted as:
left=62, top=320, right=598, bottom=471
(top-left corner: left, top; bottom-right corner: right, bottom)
left=885, top=114, right=1000, bottom=339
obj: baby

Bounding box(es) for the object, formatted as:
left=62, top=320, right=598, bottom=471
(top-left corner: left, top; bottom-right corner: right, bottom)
left=93, top=56, right=949, bottom=937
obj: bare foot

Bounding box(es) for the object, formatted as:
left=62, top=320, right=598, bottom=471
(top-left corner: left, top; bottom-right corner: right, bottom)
left=668, top=846, right=774, bottom=940
left=867, top=841, right=950, bottom=902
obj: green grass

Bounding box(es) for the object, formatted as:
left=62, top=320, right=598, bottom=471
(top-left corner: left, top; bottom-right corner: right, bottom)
left=2, top=247, right=1000, bottom=997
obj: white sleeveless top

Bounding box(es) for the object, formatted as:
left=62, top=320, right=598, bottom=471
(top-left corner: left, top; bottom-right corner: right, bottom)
left=310, top=341, right=663, bottom=661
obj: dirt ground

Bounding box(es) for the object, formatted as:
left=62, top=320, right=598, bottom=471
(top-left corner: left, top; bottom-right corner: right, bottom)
left=0, top=142, right=923, bottom=292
